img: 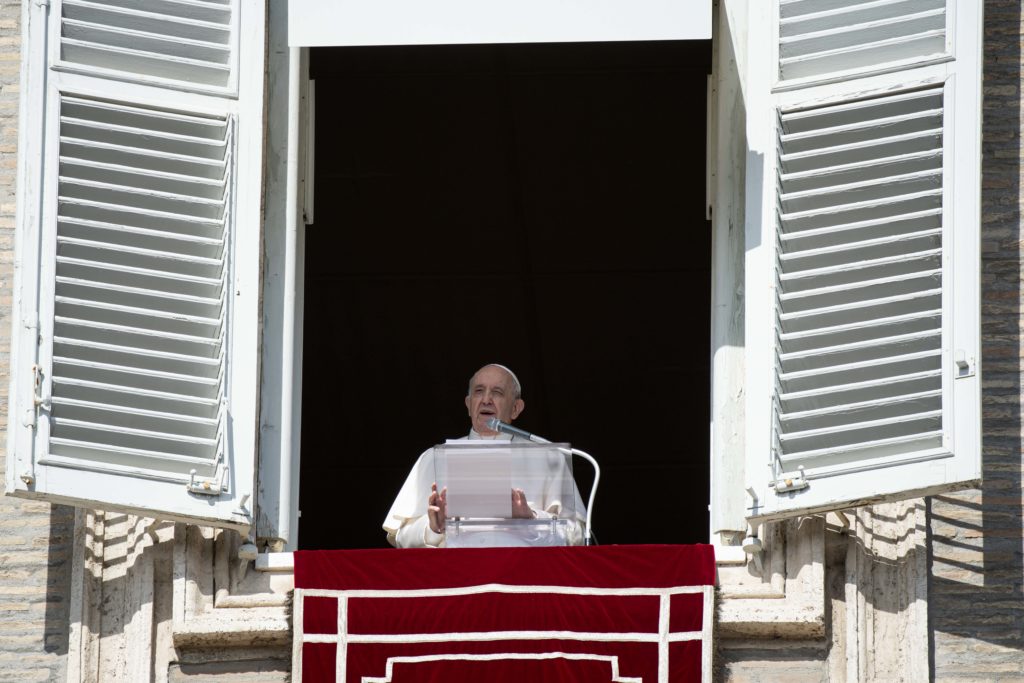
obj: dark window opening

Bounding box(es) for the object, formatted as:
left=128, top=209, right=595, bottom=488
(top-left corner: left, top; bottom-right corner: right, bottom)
left=300, top=40, right=712, bottom=549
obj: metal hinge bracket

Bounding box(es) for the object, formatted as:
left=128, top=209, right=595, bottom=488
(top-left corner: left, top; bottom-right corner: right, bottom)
left=22, top=364, right=49, bottom=428
left=186, top=466, right=229, bottom=496
left=772, top=466, right=809, bottom=494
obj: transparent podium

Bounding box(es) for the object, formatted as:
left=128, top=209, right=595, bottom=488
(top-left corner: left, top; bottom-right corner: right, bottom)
left=435, top=441, right=584, bottom=548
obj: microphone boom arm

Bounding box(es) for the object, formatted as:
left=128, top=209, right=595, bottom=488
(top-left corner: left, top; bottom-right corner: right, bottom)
left=486, top=418, right=599, bottom=545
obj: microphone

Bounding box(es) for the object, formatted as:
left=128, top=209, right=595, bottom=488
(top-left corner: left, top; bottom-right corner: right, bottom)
left=485, top=418, right=550, bottom=443
left=485, top=417, right=602, bottom=546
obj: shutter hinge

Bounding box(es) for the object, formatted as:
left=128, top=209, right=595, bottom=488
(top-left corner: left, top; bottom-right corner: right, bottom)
left=187, top=466, right=228, bottom=496
left=22, top=364, right=49, bottom=428
left=771, top=465, right=809, bottom=494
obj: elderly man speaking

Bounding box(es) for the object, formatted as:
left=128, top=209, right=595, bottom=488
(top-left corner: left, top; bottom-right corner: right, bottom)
left=383, top=364, right=586, bottom=548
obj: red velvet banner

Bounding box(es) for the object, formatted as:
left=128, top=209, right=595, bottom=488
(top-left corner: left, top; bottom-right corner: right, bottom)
left=293, top=544, right=714, bottom=683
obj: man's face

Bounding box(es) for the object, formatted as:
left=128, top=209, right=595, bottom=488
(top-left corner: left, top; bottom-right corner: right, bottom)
left=465, top=366, right=525, bottom=436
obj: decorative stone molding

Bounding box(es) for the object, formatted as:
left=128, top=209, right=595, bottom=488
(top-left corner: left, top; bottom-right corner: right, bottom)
left=717, top=516, right=827, bottom=638
left=171, top=525, right=292, bottom=648
left=65, top=511, right=293, bottom=681
left=842, top=500, right=928, bottom=682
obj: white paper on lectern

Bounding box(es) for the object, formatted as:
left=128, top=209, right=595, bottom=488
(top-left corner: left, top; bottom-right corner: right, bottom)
left=443, top=447, right=512, bottom=518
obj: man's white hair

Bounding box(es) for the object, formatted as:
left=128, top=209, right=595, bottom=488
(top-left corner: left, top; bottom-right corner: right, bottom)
left=468, top=363, right=522, bottom=400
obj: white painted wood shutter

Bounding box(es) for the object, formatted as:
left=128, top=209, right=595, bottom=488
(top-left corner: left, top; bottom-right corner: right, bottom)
left=6, top=0, right=265, bottom=530
left=744, top=0, right=982, bottom=522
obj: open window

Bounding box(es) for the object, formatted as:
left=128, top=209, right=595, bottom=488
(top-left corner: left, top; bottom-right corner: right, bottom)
left=296, top=39, right=714, bottom=550
left=6, top=0, right=266, bottom=528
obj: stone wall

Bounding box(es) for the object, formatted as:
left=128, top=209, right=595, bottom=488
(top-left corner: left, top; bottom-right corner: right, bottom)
left=0, top=3, right=76, bottom=681
left=928, top=0, right=1024, bottom=680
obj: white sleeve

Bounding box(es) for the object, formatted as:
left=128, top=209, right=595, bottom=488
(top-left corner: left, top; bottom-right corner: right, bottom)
left=382, top=448, right=438, bottom=546
left=391, top=514, right=446, bottom=548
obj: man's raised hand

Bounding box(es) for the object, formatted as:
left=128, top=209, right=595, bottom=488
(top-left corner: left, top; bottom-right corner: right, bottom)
left=511, top=488, right=535, bottom=519
left=427, top=482, right=447, bottom=534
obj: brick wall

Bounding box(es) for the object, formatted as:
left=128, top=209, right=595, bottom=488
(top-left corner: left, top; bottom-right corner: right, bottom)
left=927, top=1, right=1024, bottom=681
left=0, top=2, right=75, bottom=681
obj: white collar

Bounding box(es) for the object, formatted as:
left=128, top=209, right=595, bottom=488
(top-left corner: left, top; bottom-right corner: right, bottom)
left=468, top=429, right=513, bottom=441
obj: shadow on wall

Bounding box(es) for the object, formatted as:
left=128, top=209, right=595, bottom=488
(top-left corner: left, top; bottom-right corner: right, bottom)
left=928, top=0, right=1024, bottom=675
left=44, top=504, right=75, bottom=658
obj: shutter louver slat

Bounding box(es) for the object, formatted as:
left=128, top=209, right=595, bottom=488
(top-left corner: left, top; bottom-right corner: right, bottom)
left=780, top=331, right=941, bottom=380
left=56, top=278, right=223, bottom=318
left=53, top=357, right=220, bottom=398
left=59, top=158, right=226, bottom=199
left=772, top=85, right=944, bottom=469
left=780, top=255, right=941, bottom=292
left=54, top=317, right=220, bottom=354
left=779, top=368, right=940, bottom=406
left=779, top=409, right=942, bottom=447
left=50, top=397, right=218, bottom=437
left=49, top=95, right=231, bottom=482
left=780, top=387, right=941, bottom=424
left=52, top=418, right=217, bottom=455
left=57, top=204, right=224, bottom=240
left=57, top=237, right=225, bottom=271
left=54, top=377, right=219, bottom=415
left=780, top=208, right=941, bottom=247
left=55, top=305, right=222, bottom=344
left=57, top=222, right=224, bottom=257
left=60, top=139, right=226, bottom=180
left=54, top=338, right=221, bottom=377
left=778, top=0, right=947, bottom=82
left=780, top=271, right=942, bottom=312
left=43, top=442, right=220, bottom=474
left=62, top=19, right=230, bottom=64
left=60, top=0, right=235, bottom=90
left=779, top=227, right=941, bottom=263
left=780, top=289, right=942, bottom=335
left=778, top=310, right=941, bottom=351
left=775, top=431, right=943, bottom=468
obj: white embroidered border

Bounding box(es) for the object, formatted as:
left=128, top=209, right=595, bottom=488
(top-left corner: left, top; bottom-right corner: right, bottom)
left=362, top=652, right=642, bottom=683
left=292, top=583, right=715, bottom=683
left=303, top=629, right=706, bottom=644
left=301, top=583, right=707, bottom=599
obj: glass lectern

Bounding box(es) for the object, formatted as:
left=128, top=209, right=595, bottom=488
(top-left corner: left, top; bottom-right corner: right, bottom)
left=434, top=441, right=584, bottom=547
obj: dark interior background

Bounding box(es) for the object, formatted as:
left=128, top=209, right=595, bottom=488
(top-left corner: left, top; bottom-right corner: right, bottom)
left=300, top=40, right=712, bottom=549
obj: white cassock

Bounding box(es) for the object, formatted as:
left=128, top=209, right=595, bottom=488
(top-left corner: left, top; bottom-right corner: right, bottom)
left=383, top=430, right=587, bottom=548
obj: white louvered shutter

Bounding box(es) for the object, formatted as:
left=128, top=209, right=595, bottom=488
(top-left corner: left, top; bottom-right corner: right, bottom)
left=743, top=0, right=982, bottom=522
left=6, top=0, right=264, bottom=529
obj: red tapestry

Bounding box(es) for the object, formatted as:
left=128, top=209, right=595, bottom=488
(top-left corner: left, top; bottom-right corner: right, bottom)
left=293, top=544, right=715, bottom=683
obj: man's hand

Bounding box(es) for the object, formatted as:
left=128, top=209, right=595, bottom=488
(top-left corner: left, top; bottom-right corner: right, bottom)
left=427, top=482, right=447, bottom=534
left=511, top=488, right=536, bottom=519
